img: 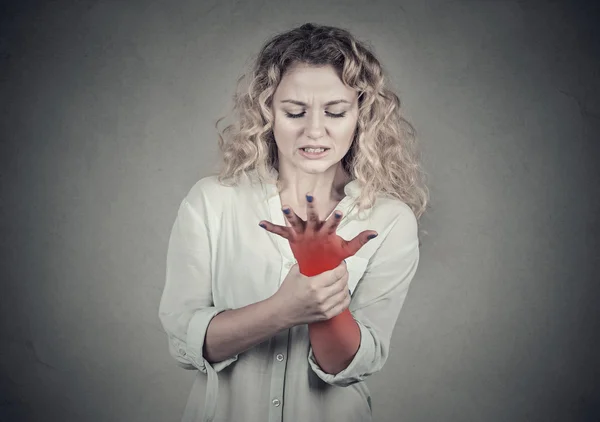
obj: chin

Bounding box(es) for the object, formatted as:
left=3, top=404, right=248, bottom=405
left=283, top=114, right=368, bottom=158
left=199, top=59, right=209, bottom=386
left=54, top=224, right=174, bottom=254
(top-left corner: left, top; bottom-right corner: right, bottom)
left=300, top=161, right=340, bottom=171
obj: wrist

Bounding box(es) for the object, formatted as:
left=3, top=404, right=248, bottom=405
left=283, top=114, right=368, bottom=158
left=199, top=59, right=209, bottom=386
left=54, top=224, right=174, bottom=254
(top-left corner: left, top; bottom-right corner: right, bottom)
left=296, top=256, right=343, bottom=277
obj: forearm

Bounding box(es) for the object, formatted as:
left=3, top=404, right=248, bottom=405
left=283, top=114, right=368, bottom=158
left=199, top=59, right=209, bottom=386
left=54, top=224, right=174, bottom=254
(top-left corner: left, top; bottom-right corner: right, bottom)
left=309, top=309, right=361, bottom=374
left=203, top=297, right=290, bottom=364
left=298, top=257, right=361, bottom=375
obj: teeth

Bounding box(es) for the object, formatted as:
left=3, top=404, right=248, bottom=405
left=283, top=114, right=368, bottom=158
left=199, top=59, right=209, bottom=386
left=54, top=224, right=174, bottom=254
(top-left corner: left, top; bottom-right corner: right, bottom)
left=302, top=148, right=326, bottom=153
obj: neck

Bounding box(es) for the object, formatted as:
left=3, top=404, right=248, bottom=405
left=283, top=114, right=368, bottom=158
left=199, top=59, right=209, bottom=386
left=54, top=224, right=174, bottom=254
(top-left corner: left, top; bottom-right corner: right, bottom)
left=278, top=163, right=350, bottom=206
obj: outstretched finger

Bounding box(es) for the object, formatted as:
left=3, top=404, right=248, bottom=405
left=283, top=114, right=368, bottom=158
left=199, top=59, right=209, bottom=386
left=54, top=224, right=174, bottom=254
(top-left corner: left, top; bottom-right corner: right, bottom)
left=259, top=220, right=295, bottom=241
left=281, top=206, right=306, bottom=233
left=325, top=210, right=343, bottom=236
left=343, top=230, right=378, bottom=256
left=305, top=193, right=320, bottom=232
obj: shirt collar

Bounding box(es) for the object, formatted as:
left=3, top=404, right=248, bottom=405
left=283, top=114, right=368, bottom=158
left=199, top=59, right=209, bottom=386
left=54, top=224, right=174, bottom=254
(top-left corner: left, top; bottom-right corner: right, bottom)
left=260, top=166, right=361, bottom=199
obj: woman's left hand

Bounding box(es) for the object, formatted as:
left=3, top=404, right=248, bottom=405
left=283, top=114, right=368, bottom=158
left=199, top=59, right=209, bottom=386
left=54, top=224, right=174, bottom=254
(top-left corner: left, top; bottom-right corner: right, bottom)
left=259, top=193, right=378, bottom=276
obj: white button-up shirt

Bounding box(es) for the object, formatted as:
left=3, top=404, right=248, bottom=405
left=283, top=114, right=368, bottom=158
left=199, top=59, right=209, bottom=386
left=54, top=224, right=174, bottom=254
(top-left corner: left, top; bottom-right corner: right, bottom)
left=159, top=168, right=420, bottom=422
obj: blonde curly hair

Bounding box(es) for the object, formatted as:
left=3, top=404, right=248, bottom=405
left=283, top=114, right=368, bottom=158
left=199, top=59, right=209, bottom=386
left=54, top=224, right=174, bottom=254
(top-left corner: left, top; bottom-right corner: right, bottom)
left=213, top=23, right=430, bottom=228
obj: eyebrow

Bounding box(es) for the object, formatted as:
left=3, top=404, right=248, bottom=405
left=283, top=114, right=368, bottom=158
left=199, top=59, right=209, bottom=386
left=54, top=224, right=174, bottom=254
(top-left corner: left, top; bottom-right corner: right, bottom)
left=280, top=99, right=351, bottom=106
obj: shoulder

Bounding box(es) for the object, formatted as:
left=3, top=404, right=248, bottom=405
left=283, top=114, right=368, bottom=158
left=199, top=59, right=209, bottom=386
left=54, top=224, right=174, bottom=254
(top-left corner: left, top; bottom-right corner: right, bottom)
left=183, top=173, right=257, bottom=212
left=186, top=174, right=224, bottom=198
left=392, top=200, right=418, bottom=234
left=183, top=174, right=231, bottom=212
left=373, top=195, right=417, bottom=230
left=367, top=196, right=419, bottom=250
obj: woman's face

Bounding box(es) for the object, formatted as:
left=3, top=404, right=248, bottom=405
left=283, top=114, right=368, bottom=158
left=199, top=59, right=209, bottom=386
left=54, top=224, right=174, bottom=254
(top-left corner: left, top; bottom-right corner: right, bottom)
left=271, top=63, right=359, bottom=175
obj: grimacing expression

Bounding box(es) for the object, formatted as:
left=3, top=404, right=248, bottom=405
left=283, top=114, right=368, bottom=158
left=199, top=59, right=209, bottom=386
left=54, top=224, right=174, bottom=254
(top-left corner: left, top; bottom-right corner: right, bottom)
left=271, top=64, right=359, bottom=174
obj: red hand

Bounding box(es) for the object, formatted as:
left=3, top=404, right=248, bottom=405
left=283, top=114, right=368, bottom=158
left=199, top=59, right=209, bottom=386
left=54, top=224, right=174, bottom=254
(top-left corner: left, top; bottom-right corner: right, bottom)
left=258, top=194, right=377, bottom=276
left=258, top=193, right=378, bottom=374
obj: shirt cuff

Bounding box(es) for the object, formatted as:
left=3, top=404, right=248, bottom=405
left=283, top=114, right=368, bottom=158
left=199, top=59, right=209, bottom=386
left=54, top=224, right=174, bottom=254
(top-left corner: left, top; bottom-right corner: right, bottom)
left=308, top=318, right=375, bottom=387
left=183, top=307, right=239, bottom=373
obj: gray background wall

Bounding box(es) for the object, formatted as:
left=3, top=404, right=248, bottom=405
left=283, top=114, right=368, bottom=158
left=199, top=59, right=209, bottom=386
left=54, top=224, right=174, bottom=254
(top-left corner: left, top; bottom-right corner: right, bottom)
left=1, top=1, right=599, bottom=421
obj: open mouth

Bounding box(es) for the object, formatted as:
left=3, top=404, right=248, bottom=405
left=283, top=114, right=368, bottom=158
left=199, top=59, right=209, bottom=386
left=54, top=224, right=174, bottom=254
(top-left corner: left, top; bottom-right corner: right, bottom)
left=299, top=147, right=330, bottom=153
left=298, top=147, right=330, bottom=159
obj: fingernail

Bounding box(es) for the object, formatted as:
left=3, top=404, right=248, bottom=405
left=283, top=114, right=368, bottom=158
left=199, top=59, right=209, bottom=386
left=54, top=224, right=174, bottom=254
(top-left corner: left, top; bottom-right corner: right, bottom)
left=283, top=208, right=290, bottom=214
left=259, top=223, right=266, bottom=229
left=367, top=234, right=378, bottom=240
left=306, top=194, right=313, bottom=203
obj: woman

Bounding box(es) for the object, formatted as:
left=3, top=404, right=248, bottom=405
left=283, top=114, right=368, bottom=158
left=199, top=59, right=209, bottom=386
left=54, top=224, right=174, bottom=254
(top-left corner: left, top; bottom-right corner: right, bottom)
left=159, top=23, right=429, bottom=422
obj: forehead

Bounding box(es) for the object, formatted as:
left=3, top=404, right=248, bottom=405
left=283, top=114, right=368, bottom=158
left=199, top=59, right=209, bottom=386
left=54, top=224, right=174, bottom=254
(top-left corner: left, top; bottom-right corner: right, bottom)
left=274, top=63, right=356, bottom=101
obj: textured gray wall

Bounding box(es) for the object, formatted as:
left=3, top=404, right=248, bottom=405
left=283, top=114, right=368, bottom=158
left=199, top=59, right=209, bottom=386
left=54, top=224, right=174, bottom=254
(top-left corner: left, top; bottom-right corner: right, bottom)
left=1, top=1, right=599, bottom=421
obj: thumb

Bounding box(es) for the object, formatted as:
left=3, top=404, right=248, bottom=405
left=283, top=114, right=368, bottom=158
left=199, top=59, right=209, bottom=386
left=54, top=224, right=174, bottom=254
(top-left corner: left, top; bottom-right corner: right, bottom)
left=334, top=259, right=347, bottom=279
left=345, top=231, right=378, bottom=256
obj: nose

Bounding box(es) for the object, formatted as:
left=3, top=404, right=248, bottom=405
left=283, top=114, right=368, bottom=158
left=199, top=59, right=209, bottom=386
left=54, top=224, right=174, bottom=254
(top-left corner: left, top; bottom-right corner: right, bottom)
left=304, top=111, right=325, bottom=139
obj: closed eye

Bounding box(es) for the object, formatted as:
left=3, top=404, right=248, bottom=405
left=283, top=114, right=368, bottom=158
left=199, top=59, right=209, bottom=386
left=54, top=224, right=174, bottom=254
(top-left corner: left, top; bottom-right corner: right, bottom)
left=285, top=111, right=346, bottom=119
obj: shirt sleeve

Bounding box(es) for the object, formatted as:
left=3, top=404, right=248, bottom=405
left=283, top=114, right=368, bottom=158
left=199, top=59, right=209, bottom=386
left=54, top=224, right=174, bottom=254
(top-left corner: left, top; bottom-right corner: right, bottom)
left=308, top=203, right=420, bottom=386
left=158, top=195, right=238, bottom=373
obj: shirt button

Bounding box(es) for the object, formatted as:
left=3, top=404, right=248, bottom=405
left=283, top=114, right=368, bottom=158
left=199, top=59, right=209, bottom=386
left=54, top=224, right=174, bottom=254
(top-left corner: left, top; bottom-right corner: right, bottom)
left=179, top=348, right=186, bottom=356
left=272, top=398, right=281, bottom=407
left=276, top=353, right=284, bottom=362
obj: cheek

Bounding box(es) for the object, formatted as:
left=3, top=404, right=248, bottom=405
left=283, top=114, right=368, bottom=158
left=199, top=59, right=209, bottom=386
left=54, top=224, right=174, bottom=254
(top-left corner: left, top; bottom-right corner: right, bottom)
left=333, top=119, right=358, bottom=142
left=273, top=118, right=297, bottom=139
left=273, top=122, right=299, bottom=154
